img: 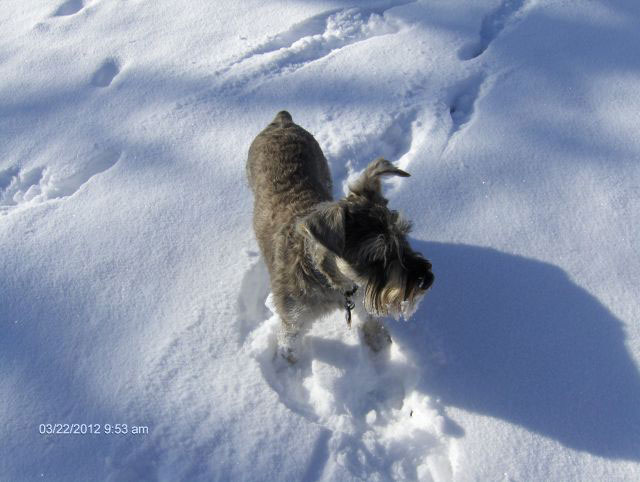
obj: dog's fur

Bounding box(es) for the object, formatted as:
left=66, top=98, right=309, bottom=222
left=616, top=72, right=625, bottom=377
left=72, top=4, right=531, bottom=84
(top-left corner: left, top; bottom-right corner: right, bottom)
left=247, top=111, right=434, bottom=361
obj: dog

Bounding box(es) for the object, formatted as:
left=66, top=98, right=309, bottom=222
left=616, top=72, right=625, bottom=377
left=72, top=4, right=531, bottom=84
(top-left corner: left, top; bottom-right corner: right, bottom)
left=247, top=111, right=434, bottom=362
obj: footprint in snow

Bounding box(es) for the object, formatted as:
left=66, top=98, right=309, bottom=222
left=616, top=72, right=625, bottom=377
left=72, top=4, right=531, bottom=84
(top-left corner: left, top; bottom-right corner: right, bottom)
left=215, top=4, right=411, bottom=92
left=438, top=73, right=491, bottom=156
left=52, top=0, right=85, bottom=17
left=458, top=0, right=528, bottom=60
left=447, top=74, right=486, bottom=136
left=0, top=146, right=120, bottom=214
left=91, top=58, right=121, bottom=87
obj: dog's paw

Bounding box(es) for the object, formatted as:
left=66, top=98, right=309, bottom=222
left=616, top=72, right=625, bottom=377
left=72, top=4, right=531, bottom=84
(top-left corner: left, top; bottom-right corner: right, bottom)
left=276, top=333, right=301, bottom=365
left=361, top=318, right=392, bottom=352
left=277, top=345, right=298, bottom=364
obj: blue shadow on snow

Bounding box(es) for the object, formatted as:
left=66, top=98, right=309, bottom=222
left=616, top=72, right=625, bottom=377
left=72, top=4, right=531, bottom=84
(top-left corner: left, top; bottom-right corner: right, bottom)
left=397, top=241, right=640, bottom=460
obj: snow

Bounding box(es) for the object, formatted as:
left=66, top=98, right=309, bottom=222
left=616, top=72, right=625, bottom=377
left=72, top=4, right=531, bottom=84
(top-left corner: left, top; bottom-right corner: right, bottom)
left=1, top=0, right=640, bottom=480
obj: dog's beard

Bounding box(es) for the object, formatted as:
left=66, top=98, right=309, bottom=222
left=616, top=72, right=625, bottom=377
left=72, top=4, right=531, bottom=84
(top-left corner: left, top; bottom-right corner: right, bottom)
left=363, top=262, right=424, bottom=320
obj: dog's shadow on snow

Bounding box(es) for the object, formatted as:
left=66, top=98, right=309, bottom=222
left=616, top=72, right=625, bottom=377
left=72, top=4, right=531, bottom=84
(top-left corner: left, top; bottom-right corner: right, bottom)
left=400, top=241, right=640, bottom=460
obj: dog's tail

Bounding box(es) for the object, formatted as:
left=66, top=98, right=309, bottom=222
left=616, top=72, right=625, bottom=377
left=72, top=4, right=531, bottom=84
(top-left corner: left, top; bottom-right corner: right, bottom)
left=272, top=110, right=293, bottom=127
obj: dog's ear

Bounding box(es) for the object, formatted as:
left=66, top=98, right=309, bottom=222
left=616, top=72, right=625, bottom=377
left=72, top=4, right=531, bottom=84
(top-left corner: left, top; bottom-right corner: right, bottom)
left=297, top=202, right=345, bottom=256
left=348, top=158, right=410, bottom=204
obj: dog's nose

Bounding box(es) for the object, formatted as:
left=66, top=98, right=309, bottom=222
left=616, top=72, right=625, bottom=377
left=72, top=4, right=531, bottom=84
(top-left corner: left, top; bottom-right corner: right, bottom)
left=419, top=270, right=434, bottom=290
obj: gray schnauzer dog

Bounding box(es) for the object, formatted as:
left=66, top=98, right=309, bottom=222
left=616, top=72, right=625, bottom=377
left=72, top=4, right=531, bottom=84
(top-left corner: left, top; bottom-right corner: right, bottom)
left=247, top=111, right=434, bottom=362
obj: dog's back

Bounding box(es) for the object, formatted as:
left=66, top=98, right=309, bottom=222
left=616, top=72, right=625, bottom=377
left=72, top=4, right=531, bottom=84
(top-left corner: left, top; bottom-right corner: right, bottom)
left=247, top=111, right=332, bottom=202
left=247, top=111, right=333, bottom=268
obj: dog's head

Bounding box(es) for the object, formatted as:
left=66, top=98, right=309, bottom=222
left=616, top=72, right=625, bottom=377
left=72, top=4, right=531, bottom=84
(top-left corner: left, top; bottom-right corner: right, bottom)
left=299, top=158, right=434, bottom=319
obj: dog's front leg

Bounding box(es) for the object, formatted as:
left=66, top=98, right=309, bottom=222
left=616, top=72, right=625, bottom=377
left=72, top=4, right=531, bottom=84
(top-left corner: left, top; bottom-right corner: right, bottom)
left=277, top=319, right=301, bottom=363
left=361, top=317, right=392, bottom=352
left=275, top=303, right=314, bottom=364
left=351, top=296, right=392, bottom=352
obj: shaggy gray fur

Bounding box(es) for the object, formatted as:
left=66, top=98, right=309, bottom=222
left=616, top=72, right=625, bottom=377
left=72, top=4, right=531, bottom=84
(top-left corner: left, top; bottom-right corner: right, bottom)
left=247, top=111, right=433, bottom=361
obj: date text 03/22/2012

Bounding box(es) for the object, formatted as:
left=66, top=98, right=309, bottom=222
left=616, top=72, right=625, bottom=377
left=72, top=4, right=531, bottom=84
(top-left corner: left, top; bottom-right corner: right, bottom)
left=39, top=423, right=149, bottom=435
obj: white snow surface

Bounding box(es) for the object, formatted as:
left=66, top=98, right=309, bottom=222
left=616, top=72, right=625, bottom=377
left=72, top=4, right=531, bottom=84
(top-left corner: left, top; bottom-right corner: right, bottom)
left=2, top=0, right=640, bottom=480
